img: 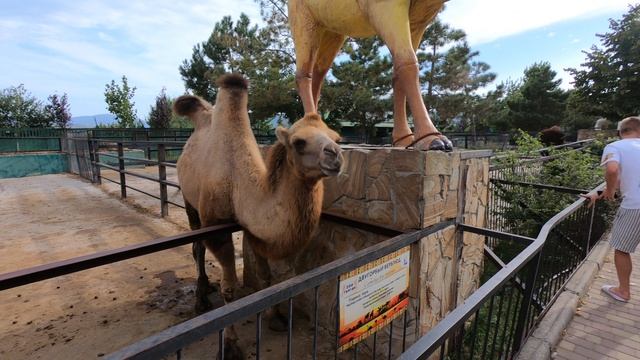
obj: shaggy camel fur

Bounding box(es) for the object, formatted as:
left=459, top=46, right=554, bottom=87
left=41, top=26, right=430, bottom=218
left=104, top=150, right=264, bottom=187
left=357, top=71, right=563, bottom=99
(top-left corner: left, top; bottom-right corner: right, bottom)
left=175, top=74, right=343, bottom=358
left=289, top=0, right=453, bottom=151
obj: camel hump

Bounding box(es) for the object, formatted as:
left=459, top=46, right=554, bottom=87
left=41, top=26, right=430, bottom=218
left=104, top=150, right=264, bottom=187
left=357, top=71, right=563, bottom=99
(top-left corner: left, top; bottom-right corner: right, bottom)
left=173, top=95, right=206, bottom=117
left=216, top=73, right=249, bottom=90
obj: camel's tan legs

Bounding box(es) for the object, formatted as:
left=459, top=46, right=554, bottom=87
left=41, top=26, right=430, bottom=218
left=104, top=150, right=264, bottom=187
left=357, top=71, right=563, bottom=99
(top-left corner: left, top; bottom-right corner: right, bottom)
left=392, top=22, right=431, bottom=146
left=290, top=2, right=320, bottom=114
left=205, top=234, right=244, bottom=359
left=205, top=235, right=238, bottom=303
left=365, top=2, right=447, bottom=150
left=185, top=201, right=213, bottom=313
left=312, top=32, right=347, bottom=109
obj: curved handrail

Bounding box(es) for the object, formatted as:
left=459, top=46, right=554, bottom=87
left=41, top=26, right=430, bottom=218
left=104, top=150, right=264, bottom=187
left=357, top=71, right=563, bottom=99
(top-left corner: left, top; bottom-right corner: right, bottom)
left=399, top=182, right=606, bottom=360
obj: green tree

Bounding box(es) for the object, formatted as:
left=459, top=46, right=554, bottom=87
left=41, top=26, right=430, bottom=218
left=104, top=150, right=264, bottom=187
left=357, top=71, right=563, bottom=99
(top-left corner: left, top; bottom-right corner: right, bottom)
left=104, top=75, right=138, bottom=128
left=504, top=62, right=567, bottom=131
left=418, top=19, right=496, bottom=129
left=322, top=38, right=392, bottom=142
left=44, top=93, right=72, bottom=128
left=568, top=4, right=640, bottom=120
left=147, top=88, right=172, bottom=129
left=0, top=85, right=50, bottom=127
left=180, top=14, right=300, bottom=127
left=562, top=89, right=598, bottom=133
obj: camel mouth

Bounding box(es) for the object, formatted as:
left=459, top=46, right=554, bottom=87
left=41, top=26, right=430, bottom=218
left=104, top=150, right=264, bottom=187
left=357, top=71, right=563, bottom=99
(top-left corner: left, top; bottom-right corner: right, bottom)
left=320, top=165, right=341, bottom=176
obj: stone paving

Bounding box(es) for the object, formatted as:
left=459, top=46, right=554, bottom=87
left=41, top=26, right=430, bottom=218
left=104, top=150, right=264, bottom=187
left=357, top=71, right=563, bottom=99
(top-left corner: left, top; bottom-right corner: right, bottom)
left=554, top=248, right=640, bottom=360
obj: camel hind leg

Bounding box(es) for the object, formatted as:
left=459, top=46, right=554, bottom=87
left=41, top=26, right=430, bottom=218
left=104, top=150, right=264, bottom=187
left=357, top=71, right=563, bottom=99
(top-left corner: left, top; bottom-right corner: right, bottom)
left=366, top=1, right=452, bottom=151
left=312, top=31, right=347, bottom=109
left=185, top=201, right=214, bottom=314
left=290, top=0, right=322, bottom=114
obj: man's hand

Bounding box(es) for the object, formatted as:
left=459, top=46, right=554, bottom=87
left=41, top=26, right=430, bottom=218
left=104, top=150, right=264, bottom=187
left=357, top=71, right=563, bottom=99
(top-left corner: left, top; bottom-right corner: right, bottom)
left=580, top=191, right=602, bottom=208
left=601, top=188, right=617, bottom=201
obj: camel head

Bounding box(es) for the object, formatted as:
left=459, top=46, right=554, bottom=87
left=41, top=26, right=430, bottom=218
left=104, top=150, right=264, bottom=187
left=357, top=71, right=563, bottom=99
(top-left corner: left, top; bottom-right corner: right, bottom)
left=275, top=114, right=343, bottom=180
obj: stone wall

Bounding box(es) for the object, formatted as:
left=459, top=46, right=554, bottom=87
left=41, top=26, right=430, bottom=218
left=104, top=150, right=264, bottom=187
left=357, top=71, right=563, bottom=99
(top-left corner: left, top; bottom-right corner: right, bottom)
left=243, top=147, right=491, bottom=342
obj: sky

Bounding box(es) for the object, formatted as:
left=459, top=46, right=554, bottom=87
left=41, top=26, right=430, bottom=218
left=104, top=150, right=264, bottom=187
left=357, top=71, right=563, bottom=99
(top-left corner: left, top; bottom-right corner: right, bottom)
left=0, top=0, right=635, bottom=121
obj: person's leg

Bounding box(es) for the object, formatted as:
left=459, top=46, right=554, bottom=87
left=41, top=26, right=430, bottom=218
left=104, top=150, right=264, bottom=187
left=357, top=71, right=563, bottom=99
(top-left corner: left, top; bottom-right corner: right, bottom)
left=613, top=250, right=632, bottom=300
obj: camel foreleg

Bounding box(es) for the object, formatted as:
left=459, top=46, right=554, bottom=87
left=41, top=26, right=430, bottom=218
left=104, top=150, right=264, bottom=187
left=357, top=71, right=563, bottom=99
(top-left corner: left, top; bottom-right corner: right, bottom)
left=207, top=235, right=244, bottom=360
left=254, top=252, right=288, bottom=332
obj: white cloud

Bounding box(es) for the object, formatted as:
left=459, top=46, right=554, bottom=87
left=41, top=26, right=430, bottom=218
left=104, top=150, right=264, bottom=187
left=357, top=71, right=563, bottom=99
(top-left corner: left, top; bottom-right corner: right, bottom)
left=440, top=0, right=631, bottom=44
left=0, top=0, right=262, bottom=115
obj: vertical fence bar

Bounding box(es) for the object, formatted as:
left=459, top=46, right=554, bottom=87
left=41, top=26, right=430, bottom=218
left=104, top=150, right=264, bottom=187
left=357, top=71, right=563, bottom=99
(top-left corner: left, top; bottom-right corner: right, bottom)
left=87, top=139, right=96, bottom=183
left=372, top=332, right=377, bottom=360
left=157, top=144, right=168, bottom=217
left=387, top=319, right=393, bottom=360
left=401, top=310, right=408, bottom=352
left=586, top=204, right=596, bottom=252
left=313, top=286, right=319, bottom=360
left=488, top=291, right=506, bottom=358
left=256, top=312, right=262, bottom=360
left=73, top=140, right=82, bottom=178
left=287, top=297, right=293, bottom=360
left=93, top=140, right=102, bottom=184
left=218, top=329, right=224, bottom=360
left=335, top=280, right=340, bottom=360
left=511, top=252, right=542, bottom=353
left=117, top=142, right=127, bottom=198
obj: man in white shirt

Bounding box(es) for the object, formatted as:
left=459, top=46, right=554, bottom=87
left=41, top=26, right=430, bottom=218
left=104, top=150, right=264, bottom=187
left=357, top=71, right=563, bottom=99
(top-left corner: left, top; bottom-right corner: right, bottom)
left=584, top=116, right=640, bottom=302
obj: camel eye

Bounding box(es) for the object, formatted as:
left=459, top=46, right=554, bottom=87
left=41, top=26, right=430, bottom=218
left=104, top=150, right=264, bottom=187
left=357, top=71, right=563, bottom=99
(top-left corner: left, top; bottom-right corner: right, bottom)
left=293, top=139, right=306, bottom=153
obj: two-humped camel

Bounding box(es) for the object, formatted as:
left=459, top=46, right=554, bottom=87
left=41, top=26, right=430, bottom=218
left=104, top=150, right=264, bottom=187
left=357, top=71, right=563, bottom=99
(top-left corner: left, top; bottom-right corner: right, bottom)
left=289, top=0, right=453, bottom=151
left=175, top=74, right=343, bottom=358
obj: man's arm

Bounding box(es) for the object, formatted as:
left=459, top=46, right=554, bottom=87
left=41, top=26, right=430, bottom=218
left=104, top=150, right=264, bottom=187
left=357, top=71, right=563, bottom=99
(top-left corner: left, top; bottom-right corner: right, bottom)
left=602, top=161, right=619, bottom=200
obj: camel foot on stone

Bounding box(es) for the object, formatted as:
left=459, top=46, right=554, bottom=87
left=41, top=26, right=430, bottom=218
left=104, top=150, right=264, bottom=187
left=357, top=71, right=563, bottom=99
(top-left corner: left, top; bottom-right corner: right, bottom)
left=392, top=133, right=414, bottom=147
left=268, top=311, right=289, bottom=332
left=217, top=338, right=244, bottom=360
left=409, top=132, right=453, bottom=152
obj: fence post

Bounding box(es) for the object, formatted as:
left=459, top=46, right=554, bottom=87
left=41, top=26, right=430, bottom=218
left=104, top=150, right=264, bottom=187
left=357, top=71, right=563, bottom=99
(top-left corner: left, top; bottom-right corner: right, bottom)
left=87, top=139, right=96, bottom=183
left=146, top=131, right=151, bottom=160
left=93, top=140, right=102, bottom=185
left=158, top=144, right=168, bottom=217
left=73, top=140, right=82, bottom=178
left=586, top=205, right=597, bottom=253
left=117, top=142, right=127, bottom=198
left=510, top=252, right=542, bottom=354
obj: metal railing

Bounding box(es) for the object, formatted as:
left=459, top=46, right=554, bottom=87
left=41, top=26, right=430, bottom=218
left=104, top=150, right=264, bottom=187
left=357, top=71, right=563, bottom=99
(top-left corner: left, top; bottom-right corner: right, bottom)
left=89, top=139, right=185, bottom=217
left=399, top=183, right=610, bottom=359
left=0, top=208, right=442, bottom=359
left=106, top=221, right=454, bottom=360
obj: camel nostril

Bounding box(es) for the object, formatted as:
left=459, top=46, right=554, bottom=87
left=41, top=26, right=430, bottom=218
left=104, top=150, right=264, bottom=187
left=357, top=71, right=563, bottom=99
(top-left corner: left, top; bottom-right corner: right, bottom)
left=324, top=148, right=337, bottom=157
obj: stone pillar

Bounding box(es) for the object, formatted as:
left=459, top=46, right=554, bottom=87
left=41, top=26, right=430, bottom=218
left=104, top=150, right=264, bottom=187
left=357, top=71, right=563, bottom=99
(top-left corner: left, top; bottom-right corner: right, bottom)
left=243, top=147, right=491, bottom=342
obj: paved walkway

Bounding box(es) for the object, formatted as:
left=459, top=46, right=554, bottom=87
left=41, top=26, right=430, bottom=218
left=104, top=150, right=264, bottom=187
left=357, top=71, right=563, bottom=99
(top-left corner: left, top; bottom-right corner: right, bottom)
left=555, top=247, right=640, bottom=360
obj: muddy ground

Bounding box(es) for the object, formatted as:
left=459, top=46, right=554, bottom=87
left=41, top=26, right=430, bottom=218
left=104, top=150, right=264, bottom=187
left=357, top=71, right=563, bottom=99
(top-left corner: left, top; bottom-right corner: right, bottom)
left=0, top=170, right=336, bottom=360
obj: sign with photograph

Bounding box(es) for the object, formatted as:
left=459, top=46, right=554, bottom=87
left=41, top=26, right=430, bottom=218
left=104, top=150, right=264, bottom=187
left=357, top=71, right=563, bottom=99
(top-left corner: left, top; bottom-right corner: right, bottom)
left=338, top=247, right=411, bottom=352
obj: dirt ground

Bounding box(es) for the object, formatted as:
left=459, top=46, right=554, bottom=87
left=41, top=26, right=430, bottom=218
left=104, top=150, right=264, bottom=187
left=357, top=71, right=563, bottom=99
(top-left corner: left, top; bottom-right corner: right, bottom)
left=0, top=168, right=349, bottom=360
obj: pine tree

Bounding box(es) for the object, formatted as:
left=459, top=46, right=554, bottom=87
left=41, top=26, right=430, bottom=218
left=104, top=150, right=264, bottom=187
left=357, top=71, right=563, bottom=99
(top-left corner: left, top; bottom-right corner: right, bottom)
left=568, top=4, right=640, bottom=120
left=147, top=88, right=172, bottom=129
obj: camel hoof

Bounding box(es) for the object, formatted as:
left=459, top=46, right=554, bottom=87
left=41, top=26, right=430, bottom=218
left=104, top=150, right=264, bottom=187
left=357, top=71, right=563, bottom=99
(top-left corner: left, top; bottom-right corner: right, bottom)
left=195, top=297, right=214, bottom=314
left=217, top=338, right=244, bottom=360
left=440, top=136, right=454, bottom=152
left=268, top=312, right=289, bottom=332
left=428, top=139, right=446, bottom=151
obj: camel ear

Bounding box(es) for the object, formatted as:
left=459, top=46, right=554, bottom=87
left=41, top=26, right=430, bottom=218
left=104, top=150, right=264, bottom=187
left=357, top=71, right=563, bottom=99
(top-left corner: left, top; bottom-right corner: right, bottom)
left=275, top=126, right=289, bottom=145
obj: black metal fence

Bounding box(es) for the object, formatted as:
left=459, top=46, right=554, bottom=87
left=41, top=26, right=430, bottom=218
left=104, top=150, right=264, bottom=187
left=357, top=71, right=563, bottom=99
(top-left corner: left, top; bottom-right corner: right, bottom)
left=400, top=183, right=610, bottom=360
left=88, top=139, right=185, bottom=217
